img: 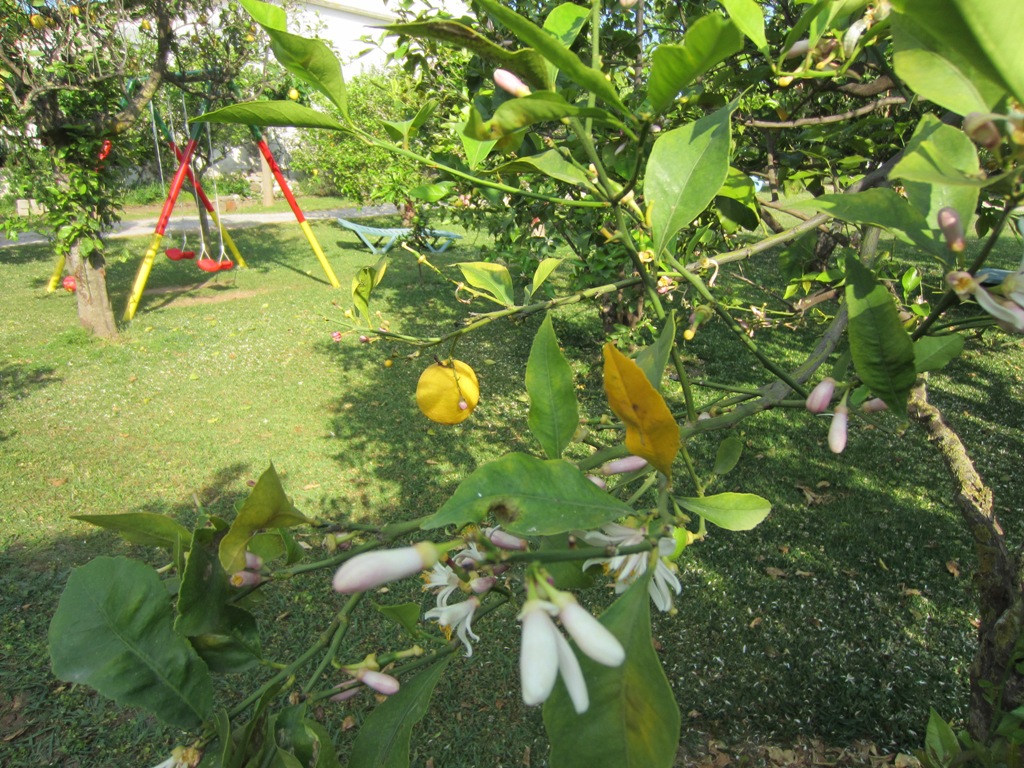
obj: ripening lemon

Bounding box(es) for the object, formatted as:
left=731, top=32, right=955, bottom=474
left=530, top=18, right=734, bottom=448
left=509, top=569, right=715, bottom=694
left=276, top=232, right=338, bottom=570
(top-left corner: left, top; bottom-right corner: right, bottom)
left=287, top=88, right=300, bottom=101
left=416, top=360, right=479, bottom=425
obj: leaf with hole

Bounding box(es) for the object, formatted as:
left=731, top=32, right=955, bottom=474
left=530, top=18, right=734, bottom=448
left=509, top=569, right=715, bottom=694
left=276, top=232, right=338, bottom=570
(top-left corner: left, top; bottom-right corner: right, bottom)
left=422, top=453, right=631, bottom=536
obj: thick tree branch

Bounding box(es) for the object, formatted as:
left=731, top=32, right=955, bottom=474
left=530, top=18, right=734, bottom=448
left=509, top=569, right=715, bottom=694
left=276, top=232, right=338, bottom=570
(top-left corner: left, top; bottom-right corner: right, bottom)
left=740, top=96, right=906, bottom=129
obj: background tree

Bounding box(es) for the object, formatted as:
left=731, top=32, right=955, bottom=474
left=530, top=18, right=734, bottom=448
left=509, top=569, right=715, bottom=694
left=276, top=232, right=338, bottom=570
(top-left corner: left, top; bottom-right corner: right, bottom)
left=0, top=0, right=266, bottom=337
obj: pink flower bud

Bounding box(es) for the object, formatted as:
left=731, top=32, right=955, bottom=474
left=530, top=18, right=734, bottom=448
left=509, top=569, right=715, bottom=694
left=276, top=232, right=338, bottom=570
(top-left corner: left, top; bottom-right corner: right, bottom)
left=458, top=399, right=468, bottom=410
left=784, top=39, right=810, bottom=59
left=356, top=669, right=400, bottom=696
left=805, top=377, right=836, bottom=414
left=861, top=398, right=889, bottom=413
left=486, top=526, right=528, bottom=551
left=330, top=683, right=362, bottom=702
left=359, top=335, right=370, bottom=343
left=230, top=570, right=262, bottom=587
left=244, top=552, right=263, bottom=571
left=331, top=331, right=343, bottom=342
left=619, top=0, right=638, bottom=8
left=963, top=113, right=1002, bottom=150
left=332, top=543, right=440, bottom=593
left=470, top=575, right=496, bottom=594
left=586, top=474, right=607, bottom=489
left=828, top=405, right=849, bottom=454
left=494, top=69, right=531, bottom=98
left=601, top=455, right=649, bottom=476
left=937, top=207, right=966, bottom=253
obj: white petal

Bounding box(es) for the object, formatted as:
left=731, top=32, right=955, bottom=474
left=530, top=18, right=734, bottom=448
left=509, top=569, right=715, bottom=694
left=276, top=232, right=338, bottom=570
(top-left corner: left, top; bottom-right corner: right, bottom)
left=553, top=629, right=589, bottom=714
left=558, top=600, right=624, bottom=667
left=519, top=603, right=560, bottom=706
left=975, top=287, right=1024, bottom=331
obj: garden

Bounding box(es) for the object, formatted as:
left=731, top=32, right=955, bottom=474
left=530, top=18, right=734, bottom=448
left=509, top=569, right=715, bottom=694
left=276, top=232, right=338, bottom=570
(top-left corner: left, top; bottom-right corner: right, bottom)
left=2, top=0, right=1024, bottom=767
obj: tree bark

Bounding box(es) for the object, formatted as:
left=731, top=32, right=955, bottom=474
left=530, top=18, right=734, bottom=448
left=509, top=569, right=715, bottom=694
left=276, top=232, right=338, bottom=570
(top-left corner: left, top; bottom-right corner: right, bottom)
left=908, top=383, right=1024, bottom=746
left=67, top=241, right=118, bottom=339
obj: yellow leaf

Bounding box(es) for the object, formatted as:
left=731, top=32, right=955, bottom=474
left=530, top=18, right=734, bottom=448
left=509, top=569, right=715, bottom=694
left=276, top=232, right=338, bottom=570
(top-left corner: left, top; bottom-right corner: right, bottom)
left=602, top=343, right=680, bottom=476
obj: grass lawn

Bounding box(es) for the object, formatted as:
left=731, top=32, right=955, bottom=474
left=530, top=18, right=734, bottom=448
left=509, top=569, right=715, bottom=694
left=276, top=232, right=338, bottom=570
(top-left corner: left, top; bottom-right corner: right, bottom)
left=1, top=216, right=1022, bottom=766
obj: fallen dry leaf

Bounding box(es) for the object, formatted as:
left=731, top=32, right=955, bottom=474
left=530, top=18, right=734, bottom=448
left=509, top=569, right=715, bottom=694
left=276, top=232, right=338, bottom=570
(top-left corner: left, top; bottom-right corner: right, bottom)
left=946, top=560, right=961, bottom=578
left=765, top=567, right=787, bottom=579
left=749, top=617, right=763, bottom=629
left=796, top=484, right=826, bottom=505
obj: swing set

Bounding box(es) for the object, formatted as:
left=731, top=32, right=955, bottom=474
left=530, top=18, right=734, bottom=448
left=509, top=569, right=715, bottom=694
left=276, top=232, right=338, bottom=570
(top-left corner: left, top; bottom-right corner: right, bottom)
left=41, top=80, right=343, bottom=320
left=120, top=91, right=342, bottom=321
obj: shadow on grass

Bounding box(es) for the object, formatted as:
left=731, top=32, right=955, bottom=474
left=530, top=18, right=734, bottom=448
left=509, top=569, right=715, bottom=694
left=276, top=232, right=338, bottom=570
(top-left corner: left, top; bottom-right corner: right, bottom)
left=0, top=363, right=61, bottom=442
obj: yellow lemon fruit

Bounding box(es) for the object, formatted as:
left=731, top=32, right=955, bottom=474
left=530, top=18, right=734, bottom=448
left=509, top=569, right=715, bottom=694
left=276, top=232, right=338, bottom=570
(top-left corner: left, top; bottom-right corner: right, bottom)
left=287, top=88, right=300, bottom=101
left=30, top=14, right=46, bottom=28
left=416, top=360, right=479, bottom=425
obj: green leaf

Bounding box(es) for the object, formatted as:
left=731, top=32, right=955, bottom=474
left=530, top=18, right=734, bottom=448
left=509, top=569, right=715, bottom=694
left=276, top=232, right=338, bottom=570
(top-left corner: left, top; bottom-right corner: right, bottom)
left=648, top=15, right=743, bottom=114
left=488, top=150, right=596, bottom=189
left=892, top=114, right=983, bottom=228
left=541, top=3, right=590, bottom=86
left=198, top=101, right=350, bottom=133
left=422, top=453, right=632, bottom=536
left=375, top=603, right=422, bottom=639
left=790, top=189, right=941, bottom=256
left=241, top=0, right=349, bottom=116
left=527, top=314, right=580, bottom=459
left=950, top=0, right=1024, bottom=107
left=408, top=182, right=455, bottom=203
left=49, top=556, right=213, bottom=728
left=544, top=575, right=679, bottom=768
left=276, top=704, right=342, bottom=768
left=382, top=100, right=437, bottom=145
left=634, top=313, right=677, bottom=392
left=531, top=258, right=566, bottom=297
left=891, top=0, right=1006, bottom=115
left=349, top=660, right=450, bottom=768
left=476, top=0, right=628, bottom=113
left=844, top=255, right=918, bottom=416
left=456, top=124, right=497, bottom=169
left=176, top=528, right=231, bottom=636
left=675, top=492, right=770, bottom=531
left=219, top=464, right=309, bottom=574
left=467, top=92, right=617, bottom=141
left=924, top=708, right=962, bottom=766
left=717, top=0, right=768, bottom=53
left=712, top=437, right=744, bottom=475
left=386, top=20, right=551, bottom=92
left=72, top=512, right=191, bottom=550
left=191, top=606, right=262, bottom=674
left=914, top=334, right=965, bottom=373
left=715, top=167, right=760, bottom=232
left=237, top=0, right=285, bottom=30
left=646, top=104, right=734, bottom=258
left=456, top=261, right=515, bottom=307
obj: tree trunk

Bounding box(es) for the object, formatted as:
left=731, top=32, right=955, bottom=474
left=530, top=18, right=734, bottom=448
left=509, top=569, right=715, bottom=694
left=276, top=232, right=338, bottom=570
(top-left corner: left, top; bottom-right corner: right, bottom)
left=908, top=383, right=1024, bottom=747
left=67, top=241, right=118, bottom=338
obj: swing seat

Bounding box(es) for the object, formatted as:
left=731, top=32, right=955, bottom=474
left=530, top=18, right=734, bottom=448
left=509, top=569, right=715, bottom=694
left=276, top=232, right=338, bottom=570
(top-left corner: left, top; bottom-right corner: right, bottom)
left=218, top=259, right=234, bottom=271
left=197, top=257, right=221, bottom=272
left=166, top=248, right=196, bottom=261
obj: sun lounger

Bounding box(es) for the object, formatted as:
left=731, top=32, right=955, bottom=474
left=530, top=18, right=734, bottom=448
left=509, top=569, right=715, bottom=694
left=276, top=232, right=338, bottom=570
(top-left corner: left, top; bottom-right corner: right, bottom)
left=335, top=217, right=462, bottom=255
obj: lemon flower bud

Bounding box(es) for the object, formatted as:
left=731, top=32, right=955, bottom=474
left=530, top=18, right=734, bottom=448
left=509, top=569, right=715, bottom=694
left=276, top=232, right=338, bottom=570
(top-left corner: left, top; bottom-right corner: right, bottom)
left=601, top=455, right=649, bottom=475
left=494, top=69, right=531, bottom=98
left=356, top=668, right=400, bottom=695
left=963, top=113, right=1002, bottom=150
left=937, top=207, right=966, bottom=253
left=333, top=543, right=440, bottom=593
left=805, top=377, right=836, bottom=414
left=828, top=405, right=849, bottom=454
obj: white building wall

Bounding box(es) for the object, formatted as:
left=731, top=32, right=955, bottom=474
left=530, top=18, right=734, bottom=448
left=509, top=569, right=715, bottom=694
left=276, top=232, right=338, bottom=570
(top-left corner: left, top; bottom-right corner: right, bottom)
left=297, top=0, right=399, bottom=74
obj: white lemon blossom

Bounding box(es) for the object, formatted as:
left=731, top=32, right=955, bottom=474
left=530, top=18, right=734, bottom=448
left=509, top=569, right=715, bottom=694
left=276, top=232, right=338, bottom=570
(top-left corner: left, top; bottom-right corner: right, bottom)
left=581, top=523, right=682, bottom=612
left=426, top=596, right=481, bottom=657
